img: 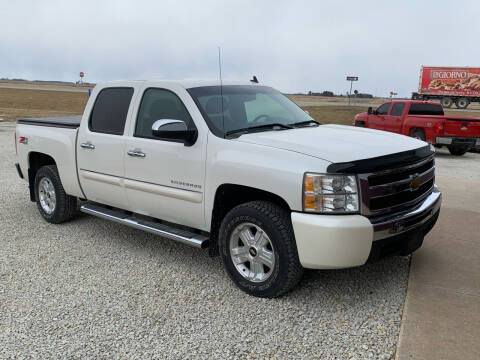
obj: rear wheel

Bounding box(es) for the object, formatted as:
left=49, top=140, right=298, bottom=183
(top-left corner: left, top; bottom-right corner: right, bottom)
left=219, top=201, right=303, bottom=298
left=455, top=98, right=469, bottom=109
left=441, top=97, right=453, bottom=108
left=34, top=165, right=77, bottom=223
left=448, top=146, right=470, bottom=156
left=411, top=129, right=426, bottom=141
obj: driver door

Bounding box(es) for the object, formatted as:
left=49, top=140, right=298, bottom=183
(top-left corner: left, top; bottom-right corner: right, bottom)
left=123, top=85, right=207, bottom=230
left=384, top=102, right=405, bottom=133
left=368, top=102, right=391, bottom=130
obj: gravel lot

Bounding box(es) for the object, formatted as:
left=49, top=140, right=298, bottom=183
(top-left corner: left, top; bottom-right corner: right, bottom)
left=3, top=121, right=470, bottom=359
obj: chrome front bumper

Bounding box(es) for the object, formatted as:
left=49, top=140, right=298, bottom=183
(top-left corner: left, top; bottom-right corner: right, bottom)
left=371, top=186, right=442, bottom=241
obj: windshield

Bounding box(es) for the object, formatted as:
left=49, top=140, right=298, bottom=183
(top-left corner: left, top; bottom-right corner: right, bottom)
left=187, top=85, right=316, bottom=137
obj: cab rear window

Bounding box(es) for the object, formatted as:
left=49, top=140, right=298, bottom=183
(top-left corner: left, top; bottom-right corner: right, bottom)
left=408, top=104, right=444, bottom=116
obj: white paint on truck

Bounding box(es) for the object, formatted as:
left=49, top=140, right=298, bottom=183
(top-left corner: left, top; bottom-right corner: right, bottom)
left=14, top=79, right=442, bottom=297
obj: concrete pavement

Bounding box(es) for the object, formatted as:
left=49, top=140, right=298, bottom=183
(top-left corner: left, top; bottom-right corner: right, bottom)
left=396, top=176, right=480, bottom=360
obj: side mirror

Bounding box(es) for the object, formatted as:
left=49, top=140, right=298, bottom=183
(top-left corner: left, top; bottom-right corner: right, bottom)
left=151, top=119, right=198, bottom=146
left=367, top=107, right=373, bottom=115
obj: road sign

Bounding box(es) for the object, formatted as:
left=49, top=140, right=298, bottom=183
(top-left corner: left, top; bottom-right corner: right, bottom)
left=79, top=72, right=84, bottom=78
left=346, top=76, right=359, bottom=105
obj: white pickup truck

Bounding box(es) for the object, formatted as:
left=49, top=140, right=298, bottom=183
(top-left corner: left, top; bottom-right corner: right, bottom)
left=14, top=80, right=441, bottom=297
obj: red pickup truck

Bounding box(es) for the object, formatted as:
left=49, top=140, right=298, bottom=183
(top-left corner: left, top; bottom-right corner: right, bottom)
left=354, top=100, right=480, bottom=155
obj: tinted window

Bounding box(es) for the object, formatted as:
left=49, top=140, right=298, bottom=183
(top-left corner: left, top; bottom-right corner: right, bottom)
left=408, top=104, right=444, bottom=116
left=376, top=103, right=391, bottom=115
left=90, top=88, right=133, bottom=135
left=391, top=103, right=405, bottom=116
left=135, top=88, right=194, bottom=138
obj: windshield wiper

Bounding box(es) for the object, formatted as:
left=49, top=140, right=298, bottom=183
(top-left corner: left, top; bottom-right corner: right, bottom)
left=225, top=123, right=293, bottom=137
left=290, top=120, right=321, bottom=127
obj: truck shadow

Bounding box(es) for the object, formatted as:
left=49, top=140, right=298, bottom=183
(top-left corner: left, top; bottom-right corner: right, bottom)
left=73, top=213, right=410, bottom=309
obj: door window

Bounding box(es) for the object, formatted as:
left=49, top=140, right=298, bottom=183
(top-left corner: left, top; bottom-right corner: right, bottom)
left=376, top=103, right=391, bottom=115
left=391, top=103, right=405, bottom=116
left=135, top=88, right=194, bottom=139
left=89, top=88, right=134, bottom=135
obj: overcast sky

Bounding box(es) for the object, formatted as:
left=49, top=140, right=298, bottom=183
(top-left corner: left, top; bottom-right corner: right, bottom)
left=2, top=0, right=479, bottom=97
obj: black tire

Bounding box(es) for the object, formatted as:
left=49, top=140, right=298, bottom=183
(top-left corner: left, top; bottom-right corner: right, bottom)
left=455, top=98, right=469, bottom=109
left=448, top=146, right=470, bottom=156
left=355, top=121, right=365, bottom=127
left=411, top=129, right=426, bottom=141
left=218, top=201, right=303, bottom=298
left=441, top=97, right=453, bottom=108
left=34, top=165, right=77, bottom=223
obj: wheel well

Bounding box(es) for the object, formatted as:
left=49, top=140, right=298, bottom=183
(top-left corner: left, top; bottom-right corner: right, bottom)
left=409, top=127, right=425, bottom=137
left=27, top=152, right=56, bottom=201
left=355, top=120, right=366, bottom=127
left=208, top=184, right=291, bottom=256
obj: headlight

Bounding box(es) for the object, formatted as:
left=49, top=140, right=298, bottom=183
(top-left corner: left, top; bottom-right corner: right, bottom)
left=303, top=173, right=359, bottom=213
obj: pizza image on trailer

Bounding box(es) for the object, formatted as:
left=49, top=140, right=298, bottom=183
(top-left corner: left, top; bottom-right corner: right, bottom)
left=420, top=67, right=480, bottom=96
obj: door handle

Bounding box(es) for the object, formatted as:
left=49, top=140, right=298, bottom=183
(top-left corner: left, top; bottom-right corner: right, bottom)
left=80, top=142, right=95, bottom=150
left=127, top=149, right=146, bottom=158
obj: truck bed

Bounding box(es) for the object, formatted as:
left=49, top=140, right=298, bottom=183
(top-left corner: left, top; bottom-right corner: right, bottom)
left=17, top=115, right=81, bottom=129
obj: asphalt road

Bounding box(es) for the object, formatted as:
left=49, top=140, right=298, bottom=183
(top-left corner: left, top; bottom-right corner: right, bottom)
left=1, top=122, right=478, bottom=359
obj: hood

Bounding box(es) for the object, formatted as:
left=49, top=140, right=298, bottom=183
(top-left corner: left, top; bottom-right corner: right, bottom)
left=354, top=112, right=368, bottom=120
left=234, top=124, right=427, bottom=163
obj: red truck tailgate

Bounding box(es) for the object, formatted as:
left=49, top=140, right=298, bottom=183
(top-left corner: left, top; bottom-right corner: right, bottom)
left=444, top=116, right=480, bottom=138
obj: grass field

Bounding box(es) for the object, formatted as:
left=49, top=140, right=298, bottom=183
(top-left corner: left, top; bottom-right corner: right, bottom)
left=1, top=86, right=479, bottom=125
left=302, top=105, right=367, bottom=126
left=0, top=88, right=89, bottom=122
left=288, top=95, right=385, bottom=105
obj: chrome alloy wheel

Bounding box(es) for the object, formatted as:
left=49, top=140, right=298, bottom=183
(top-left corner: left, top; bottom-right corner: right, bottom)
left=38, top=177, right=56, bottom=214
left=229, top=223, right=275, bottom=282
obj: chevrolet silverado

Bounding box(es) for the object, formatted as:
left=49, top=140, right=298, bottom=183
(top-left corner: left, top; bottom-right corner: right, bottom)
left=15, top=80, right=442, bottom=297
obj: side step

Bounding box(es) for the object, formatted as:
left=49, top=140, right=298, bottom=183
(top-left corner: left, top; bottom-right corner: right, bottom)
left=80, top=203, right=209, bottom=249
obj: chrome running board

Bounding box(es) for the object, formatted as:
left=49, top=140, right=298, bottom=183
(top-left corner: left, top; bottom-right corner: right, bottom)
left=80, top=203, right=209, bottom=249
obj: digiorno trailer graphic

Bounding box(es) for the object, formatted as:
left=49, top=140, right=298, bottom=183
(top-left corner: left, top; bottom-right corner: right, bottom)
left=420, top=66, right=480, bottom=96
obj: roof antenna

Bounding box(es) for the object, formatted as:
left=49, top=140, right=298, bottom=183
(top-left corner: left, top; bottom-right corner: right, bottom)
left=250, top=75, right=259, bottom=83
left=218, top=46, right=225, bottom=138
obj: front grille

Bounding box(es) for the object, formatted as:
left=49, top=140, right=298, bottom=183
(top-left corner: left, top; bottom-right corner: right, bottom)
left=359, top=155, right=435, bottom=217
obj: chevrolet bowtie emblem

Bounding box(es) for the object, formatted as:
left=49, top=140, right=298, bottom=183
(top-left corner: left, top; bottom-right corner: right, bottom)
left=410, top=174, right=422, bottom=191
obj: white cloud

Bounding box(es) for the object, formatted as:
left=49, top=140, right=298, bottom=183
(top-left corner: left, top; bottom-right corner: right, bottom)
left=2, top=0, right=479, bottom=97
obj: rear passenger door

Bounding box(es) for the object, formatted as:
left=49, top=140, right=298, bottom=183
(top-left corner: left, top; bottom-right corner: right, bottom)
left=77, top=86, right=135, bottom=209
left=384, top=102, right=405, bottom=133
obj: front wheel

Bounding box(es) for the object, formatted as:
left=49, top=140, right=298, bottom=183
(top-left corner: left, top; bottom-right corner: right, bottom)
left=218, top=201, right=303, bottom=298
left=34, top=165, right=78, bottom=223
